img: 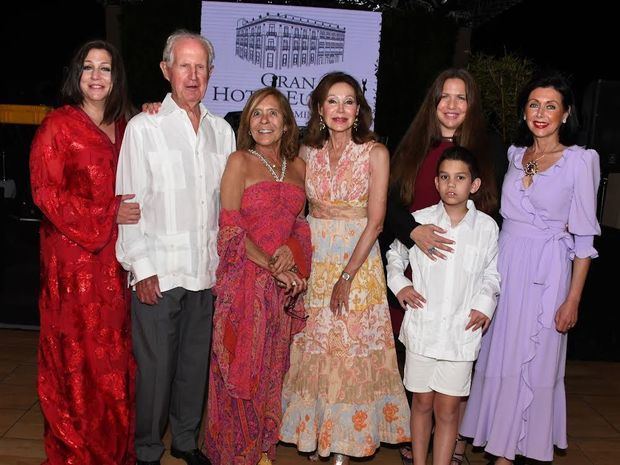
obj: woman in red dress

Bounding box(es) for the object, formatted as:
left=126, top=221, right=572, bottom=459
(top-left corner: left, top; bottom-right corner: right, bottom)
left=204, top=87, right=311, bottom=465
left=29, top=40, right=138, bottom=465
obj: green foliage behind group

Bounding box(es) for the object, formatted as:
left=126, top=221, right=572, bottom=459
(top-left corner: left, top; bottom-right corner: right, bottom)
left=467, top=52, right=534, bottom=145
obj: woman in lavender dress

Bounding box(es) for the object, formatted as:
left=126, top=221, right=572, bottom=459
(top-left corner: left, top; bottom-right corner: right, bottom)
left=460, top=72, right=600, bottom=464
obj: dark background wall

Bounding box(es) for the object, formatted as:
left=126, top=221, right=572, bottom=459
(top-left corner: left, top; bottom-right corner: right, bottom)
left=0, top=0, right=618, bottom=359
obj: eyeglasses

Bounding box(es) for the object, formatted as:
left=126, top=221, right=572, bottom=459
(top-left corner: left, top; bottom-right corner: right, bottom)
left=284, top=295, right=308, bottom=321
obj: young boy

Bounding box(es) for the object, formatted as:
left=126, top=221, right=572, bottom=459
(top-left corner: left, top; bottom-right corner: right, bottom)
left=386, top=146, right=500, bottom=465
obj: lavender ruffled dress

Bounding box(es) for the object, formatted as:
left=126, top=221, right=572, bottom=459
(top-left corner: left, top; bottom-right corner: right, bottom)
left=460, top=145, right=601, bottom=461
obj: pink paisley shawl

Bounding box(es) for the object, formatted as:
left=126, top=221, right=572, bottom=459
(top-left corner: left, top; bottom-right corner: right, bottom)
left=206, top=181, right=311, bottom=465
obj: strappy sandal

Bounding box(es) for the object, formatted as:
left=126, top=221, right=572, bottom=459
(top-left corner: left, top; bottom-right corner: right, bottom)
left=400, top=445, right=413, bottom=465
left=257, top=452, right=273, bottom=465
left=450, top=435, right=469, bottom=465
left=332, top=453, right=349, bottom=465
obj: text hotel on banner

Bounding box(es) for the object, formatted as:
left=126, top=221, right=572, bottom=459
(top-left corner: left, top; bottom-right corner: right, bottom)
left=201, top=1, right=382, bottom=126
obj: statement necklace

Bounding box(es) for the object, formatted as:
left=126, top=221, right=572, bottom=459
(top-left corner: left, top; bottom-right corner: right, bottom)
left=524, top=153, right=546, bottom=176
left=524, top=144, right=562, bottom=176
left=249, top=148, right=287, bottom=182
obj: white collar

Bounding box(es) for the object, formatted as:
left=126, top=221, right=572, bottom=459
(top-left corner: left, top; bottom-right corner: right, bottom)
left=436, top=199, right=478, bottom=229
left=159, top=93, right=209, bottom=121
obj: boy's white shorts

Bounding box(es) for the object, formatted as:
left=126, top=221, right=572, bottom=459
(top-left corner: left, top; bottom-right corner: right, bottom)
left=404, top=351, right=473, bottom=397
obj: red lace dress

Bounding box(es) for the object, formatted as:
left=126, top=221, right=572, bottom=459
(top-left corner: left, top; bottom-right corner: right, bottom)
left=30, top=106, right=135, bottom=465
left=205, top=181, right=311, bottom=465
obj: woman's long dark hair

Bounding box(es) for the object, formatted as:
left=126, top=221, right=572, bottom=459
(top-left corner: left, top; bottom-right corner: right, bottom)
left=390, top=68, right=497, bottom=215
left=61, top=40, right=131, bottom=125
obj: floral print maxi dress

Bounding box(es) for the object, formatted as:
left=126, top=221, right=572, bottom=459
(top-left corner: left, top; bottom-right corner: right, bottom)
left=280, top=141, right=410, bottom=457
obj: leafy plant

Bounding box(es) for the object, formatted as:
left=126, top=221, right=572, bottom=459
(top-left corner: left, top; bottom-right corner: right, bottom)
left=468, top=52, right=533, bottom=145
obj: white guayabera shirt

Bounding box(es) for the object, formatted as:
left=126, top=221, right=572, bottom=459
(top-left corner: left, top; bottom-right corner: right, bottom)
left=116, top=93, right=236, bottom=292
left=386, top=200, right=501, bottom=361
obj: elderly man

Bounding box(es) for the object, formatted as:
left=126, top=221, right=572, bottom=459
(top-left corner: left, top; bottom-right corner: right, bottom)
left=116, top=30, right=235, bottom=465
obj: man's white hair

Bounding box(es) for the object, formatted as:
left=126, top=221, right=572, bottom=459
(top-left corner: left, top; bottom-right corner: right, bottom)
left=162, top=29, right=215, bottom=69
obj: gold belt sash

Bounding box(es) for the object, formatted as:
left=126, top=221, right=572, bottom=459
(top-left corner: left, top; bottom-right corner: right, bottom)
left=309, top=204, right=367, bottom=220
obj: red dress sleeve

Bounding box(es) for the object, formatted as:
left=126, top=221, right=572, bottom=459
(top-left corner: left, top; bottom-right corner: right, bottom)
left=30, top=110, right=122, bottom=253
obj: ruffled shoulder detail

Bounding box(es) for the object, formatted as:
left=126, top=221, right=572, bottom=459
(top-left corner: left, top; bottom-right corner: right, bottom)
left=565, top=144, right=599, bottom=166
left=508, top=145, right=526, bottom=167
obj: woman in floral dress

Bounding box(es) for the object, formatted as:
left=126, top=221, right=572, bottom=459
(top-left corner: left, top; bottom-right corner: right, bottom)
left=280, top=72, right=410, bottom=465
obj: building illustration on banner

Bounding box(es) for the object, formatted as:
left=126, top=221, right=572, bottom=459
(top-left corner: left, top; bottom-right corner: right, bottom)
left=202, top=1, right=381, bottom=125
left=235, top=12, right=345, bottom=69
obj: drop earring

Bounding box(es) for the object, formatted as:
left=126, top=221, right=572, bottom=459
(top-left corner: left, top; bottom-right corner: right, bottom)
left=353, top=117, right=359, bottom=131
left=319, top=116, right=326, bottom=131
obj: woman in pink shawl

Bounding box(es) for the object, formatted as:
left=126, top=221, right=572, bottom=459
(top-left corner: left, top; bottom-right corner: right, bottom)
left=204, top=87, right=311, bottom=465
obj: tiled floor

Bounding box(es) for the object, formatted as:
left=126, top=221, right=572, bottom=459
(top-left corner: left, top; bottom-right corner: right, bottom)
left=1, top=329, right=618, bottom=465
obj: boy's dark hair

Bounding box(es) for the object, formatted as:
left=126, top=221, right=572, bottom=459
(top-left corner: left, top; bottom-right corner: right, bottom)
left=437, top=146, right=480, bottom=181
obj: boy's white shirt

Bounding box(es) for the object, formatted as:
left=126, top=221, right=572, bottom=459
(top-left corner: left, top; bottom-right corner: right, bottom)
left=386, top=200, right=500, bottom=361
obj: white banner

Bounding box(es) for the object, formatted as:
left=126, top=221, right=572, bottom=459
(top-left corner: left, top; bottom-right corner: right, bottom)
left=200, top=1, right=382, bottom=126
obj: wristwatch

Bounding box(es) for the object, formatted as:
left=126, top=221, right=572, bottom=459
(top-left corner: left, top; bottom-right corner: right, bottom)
left=340, top=271, right=352, bottom=282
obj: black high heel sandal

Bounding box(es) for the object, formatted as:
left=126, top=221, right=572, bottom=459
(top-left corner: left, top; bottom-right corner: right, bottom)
left=400, top=445, right=413, bottom=465
left=451, top=435, right=469, bottom=465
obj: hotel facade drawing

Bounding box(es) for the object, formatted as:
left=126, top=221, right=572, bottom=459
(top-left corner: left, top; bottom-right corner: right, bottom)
left=235, top=12, right=346, bottom=69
